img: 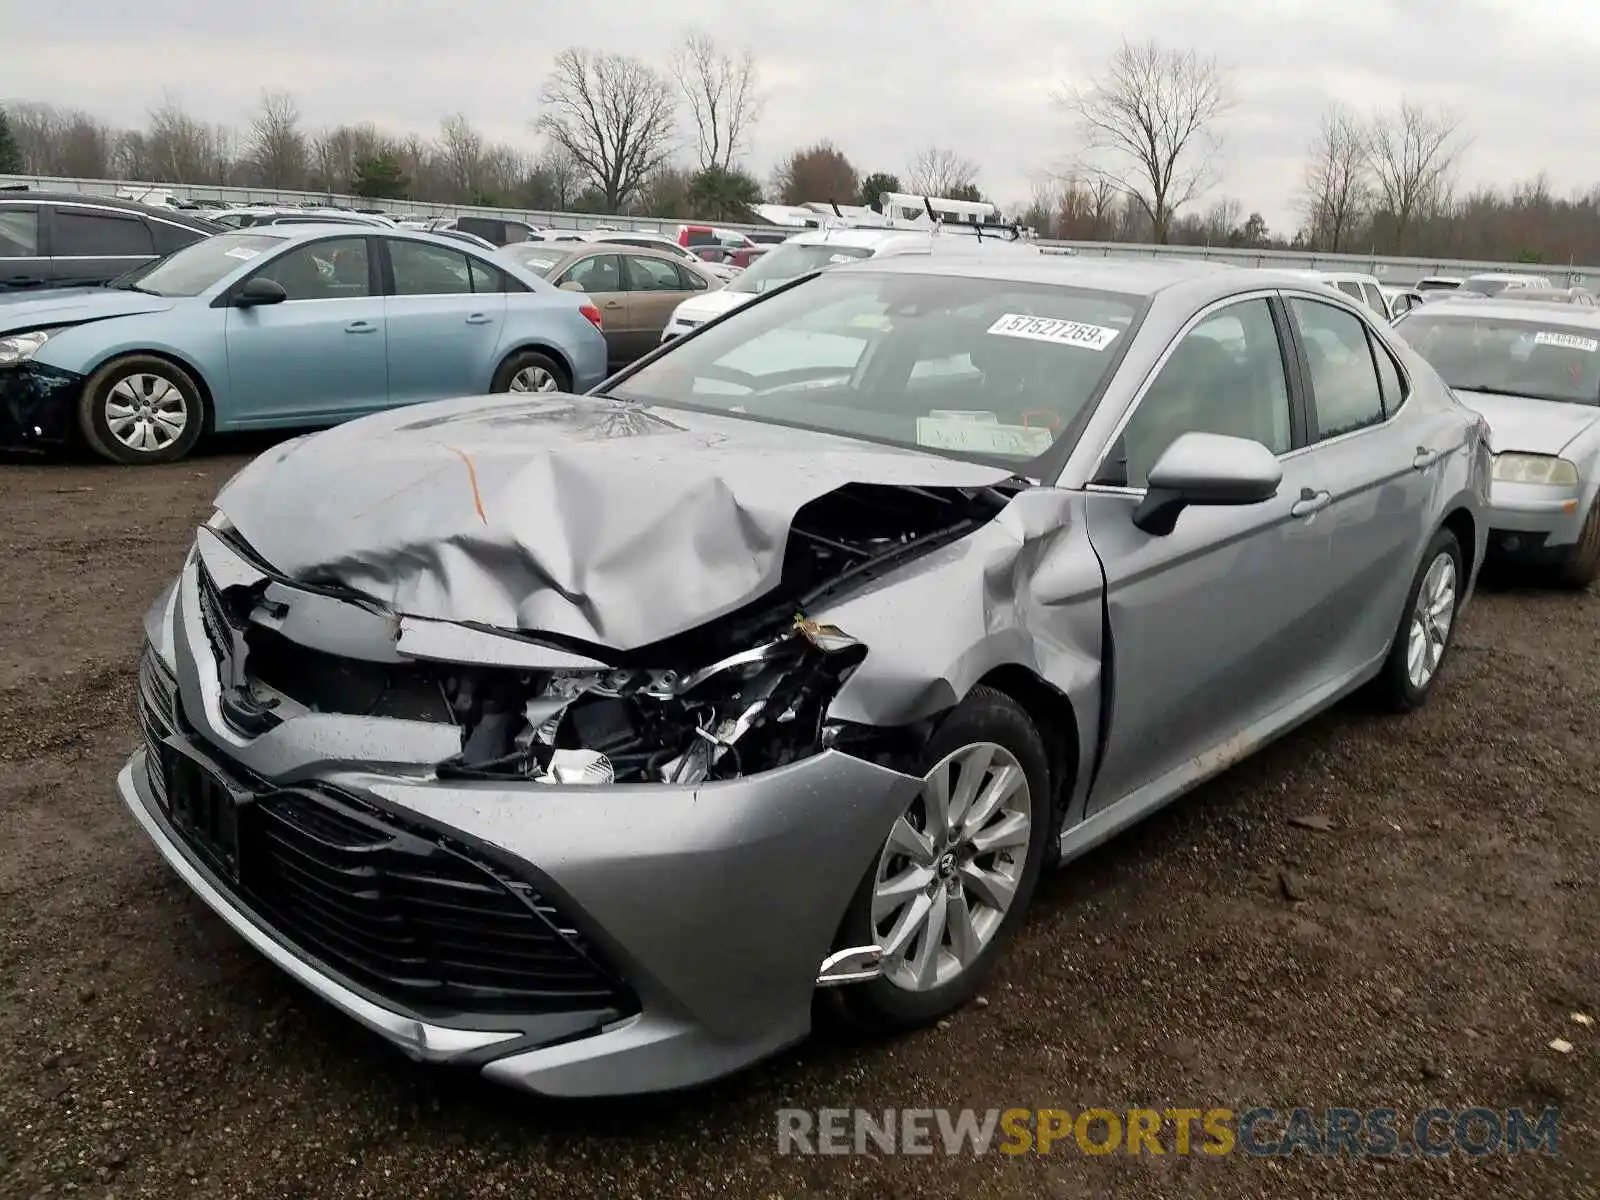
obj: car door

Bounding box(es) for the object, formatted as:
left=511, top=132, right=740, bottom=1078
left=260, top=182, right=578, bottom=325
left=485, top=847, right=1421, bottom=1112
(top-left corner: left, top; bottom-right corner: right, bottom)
left=620, top=253, right=697, bottom=357
left=381, top=237, right=509, bottom=404
left=1278, top=293, right=1442, bottom=675
left=1082, top=294, right=1336, bottom=814
left=223, top=235, right=389, bottom=426
left=552, top=253, right=629, bottom=369
left=0, top=205, right=49, bottom=290
left=46, top=205, right=158, bottom=287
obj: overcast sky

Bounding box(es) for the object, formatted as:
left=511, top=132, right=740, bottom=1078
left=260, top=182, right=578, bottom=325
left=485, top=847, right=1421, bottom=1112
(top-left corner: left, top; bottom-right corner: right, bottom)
left=13, top=0, right=1600, bottom=232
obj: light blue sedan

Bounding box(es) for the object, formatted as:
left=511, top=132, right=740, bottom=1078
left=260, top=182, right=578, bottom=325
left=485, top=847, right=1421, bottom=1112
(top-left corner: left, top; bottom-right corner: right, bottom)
left=0, top=226, right=609, bottom=464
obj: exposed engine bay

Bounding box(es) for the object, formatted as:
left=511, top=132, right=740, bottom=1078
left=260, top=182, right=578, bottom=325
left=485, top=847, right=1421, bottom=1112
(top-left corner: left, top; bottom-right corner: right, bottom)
left=206, top=479, right=1024, bottom=785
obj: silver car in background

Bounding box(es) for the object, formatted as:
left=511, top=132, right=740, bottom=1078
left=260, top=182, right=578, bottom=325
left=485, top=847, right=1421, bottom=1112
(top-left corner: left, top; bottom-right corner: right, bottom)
left=1394, top=298, right=1600, bottom=585
left=121, top=257, right=1488, bottom=1098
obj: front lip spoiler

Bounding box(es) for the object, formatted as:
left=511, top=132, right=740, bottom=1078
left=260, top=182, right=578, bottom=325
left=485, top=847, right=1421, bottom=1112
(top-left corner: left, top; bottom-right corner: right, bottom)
left=116, top=755, right=519, bottom=1064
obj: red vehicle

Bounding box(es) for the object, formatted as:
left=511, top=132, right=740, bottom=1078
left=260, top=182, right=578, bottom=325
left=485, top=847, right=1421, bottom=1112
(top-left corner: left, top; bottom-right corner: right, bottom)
left=692, top=243, right=769, bottom=270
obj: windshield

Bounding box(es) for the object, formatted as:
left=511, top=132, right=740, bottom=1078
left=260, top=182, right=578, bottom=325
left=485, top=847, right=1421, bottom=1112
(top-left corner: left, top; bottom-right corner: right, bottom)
left=115, top=232, right=287, bottom=296
left=500, top=244, right=568, bottom=275
left=607, top=269, right=1145, bottom=466
left=1394, top=314, right=1600, bottom=406
left=727, top=242, right=875, bottom=295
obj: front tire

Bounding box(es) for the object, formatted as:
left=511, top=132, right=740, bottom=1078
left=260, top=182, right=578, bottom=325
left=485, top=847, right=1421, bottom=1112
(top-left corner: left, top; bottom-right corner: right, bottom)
left=491, top=350, right=568, bottom=394
left=830, top=686, right=1052, bottom=1030
left=1369, top=526, right=1464, bottom=712
left=1554, top=499, right=1600, bottom=590
left=78, top=355, right=205, bottom=465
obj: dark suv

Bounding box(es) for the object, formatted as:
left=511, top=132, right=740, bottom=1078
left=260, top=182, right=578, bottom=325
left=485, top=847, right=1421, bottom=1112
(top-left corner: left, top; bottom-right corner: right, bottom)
left=0, top=192, right=222, bottom=291
left=429, top=215, right=538, bottom=246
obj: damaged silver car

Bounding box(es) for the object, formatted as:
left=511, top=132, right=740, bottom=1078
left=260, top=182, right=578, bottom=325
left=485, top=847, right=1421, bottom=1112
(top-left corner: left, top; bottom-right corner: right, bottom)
left=121, top=256, right=1491, bottom=1097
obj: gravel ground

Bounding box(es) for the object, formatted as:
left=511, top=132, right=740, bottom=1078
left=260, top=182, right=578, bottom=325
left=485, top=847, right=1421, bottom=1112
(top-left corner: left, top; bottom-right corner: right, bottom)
left=1, top=442, right=1597, bottom=1200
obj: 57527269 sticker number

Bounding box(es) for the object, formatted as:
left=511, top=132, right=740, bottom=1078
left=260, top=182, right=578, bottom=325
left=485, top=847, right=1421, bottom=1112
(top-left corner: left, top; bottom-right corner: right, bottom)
left=986, top=313, right=1121, bottom=351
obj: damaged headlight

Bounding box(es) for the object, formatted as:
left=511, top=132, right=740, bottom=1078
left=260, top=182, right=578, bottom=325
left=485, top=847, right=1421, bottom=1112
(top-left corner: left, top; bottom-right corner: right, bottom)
left=0, top=330, right=54, bottom=367
left=437, top=616, right=867, bottom=786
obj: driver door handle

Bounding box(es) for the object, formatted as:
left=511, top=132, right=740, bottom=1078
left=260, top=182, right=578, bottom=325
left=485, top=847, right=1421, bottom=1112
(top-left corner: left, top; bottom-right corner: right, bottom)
left=344, top=320, right=378, bottom=334
left=1413, top=446, right=1442, bottom=470
left=465, top=312, right=494, bottom=325
left=1291, top=488, right=1332, bottom=518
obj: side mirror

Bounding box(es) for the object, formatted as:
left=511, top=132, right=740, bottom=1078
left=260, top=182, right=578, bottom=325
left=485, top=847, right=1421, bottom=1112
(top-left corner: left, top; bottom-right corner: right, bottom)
left=1133, top=431, right=1282, bottom=536
left=558, top=280, right=585, bottom=293
left=234, top=277, right=287, bottom=307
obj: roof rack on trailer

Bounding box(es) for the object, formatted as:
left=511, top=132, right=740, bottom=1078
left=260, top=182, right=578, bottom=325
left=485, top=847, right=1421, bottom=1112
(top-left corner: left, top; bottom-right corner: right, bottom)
left=919, top=196, right=1027, bottom=242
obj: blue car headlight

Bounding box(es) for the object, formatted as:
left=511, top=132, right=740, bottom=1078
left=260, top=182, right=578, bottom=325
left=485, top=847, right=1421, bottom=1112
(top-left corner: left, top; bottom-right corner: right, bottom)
left=0, top=330, right=54, bottom=367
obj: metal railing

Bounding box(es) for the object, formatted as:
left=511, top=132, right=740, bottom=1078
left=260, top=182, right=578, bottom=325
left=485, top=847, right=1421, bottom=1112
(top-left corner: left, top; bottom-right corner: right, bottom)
left=7, top=172, right=1599, bottom=288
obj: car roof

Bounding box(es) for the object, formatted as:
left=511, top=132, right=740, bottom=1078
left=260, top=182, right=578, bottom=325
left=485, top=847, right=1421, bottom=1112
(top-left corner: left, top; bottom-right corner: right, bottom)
left=840, top=253, right=1245, bottom=297
left=0, top=191, right=222, bottom=230
left=1403, top=298, right=1600, bottom=326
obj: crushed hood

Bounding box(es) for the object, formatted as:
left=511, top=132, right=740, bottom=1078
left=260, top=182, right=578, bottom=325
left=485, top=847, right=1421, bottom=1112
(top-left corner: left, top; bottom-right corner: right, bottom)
left=0, top=287, right=177, bottom=332
left=1455, top=389, right=1600, bottom=455
left=213, top=392, right=1015, bottom=651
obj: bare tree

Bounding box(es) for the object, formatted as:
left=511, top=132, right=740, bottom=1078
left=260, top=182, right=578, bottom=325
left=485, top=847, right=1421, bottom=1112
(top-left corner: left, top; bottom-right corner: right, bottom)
left=672, top=32, right=761, bottom=172
left=435, top=113, right=485, bottom=199
left=530, top=143, right=582, bottom=210
left=246, top=91, right=307, bottom=188
left=1056, top=40, right=1235, bottom=243
left=1365, top=100, right=1466, bottom=253
left=1298, top=103, right=1370, bottom=252
left=905, top=146, right=979, bottom=198
left=145, top=94, right=217, bottom=184
left=536, top=48, right=678, bottom=211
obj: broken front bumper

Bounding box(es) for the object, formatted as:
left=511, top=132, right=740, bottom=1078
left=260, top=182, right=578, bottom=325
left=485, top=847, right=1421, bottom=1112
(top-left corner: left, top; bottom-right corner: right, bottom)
left=122, top=559, right=922, bottom=1096
left=0, top=362, right=83, bottom=450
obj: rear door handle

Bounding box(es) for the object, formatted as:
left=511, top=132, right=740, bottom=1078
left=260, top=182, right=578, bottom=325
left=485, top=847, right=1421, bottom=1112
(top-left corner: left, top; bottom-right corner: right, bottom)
left=1413, top=446, right=1442, bottom=470
left=603, top=300, right=623, bottom=309
left=465, top=313, right=494, bottom=325
left=1290, top=488, right=1332, bottom=518
left=345, top=320, right=377, bottom=334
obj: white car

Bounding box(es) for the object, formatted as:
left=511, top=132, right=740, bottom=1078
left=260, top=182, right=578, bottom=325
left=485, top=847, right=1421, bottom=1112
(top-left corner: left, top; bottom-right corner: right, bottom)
left=1461, top=272, right=1554, bottom=297
left=661, top=224, right=1041, bottom=342
left=1281, top=270, right=1391, bottom=322
left=585, top=230, right=742, bottom=283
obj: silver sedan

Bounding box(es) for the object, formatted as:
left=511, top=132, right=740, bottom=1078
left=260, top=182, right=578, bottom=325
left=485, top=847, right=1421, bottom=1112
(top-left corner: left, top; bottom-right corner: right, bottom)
left=1394, top=298, right=1600, bottom=586
left=121, top=256, right=1489, bottom=1098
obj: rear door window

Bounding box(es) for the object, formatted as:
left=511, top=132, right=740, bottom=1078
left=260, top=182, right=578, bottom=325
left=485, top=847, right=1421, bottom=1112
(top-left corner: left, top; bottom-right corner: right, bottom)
left=52, top=208, right=155, bottom=256
left=0, top=208, right=40, bottom=257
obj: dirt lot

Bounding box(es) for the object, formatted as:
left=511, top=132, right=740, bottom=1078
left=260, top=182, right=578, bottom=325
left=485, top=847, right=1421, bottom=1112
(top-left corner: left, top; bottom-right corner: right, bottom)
left=1, top=441, right=1597, bottom=1200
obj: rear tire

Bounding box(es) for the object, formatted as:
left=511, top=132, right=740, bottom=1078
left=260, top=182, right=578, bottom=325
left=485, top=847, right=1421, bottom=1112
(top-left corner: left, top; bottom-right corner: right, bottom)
left=1554, top=499, right=1600, bottom=590
left=77, top=355, right=205, bottom=465
left=491, top=350, right=568, bottom=394
left=829, top=686, right=1052, bottom=1031
left=1369, top=527, right=1463, bottom=713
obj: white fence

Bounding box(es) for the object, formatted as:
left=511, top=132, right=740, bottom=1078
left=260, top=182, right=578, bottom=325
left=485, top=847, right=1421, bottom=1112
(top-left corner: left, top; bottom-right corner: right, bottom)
left=7, top=173, right=1599, bottom=289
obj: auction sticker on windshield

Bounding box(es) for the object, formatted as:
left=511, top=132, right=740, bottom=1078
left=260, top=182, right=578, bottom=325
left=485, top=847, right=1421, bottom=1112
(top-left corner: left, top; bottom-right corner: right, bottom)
left=987, top=313, right=1121, bottom=350
left=917, top=414, right=1054, bottom=457
left=1533, top=331, right=1599, bottom=353
left=224, top=247, right=261, bottom=261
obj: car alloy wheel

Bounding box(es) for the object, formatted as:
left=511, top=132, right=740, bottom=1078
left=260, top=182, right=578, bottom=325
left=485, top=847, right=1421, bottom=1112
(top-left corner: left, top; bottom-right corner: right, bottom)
left=105, top=373, right=190, bottom=454
left=870, top=741, right=1033, bottom=993
left=510, top=365, right=561, bottom=392
left=1406, top=550, right=1457, bottom=690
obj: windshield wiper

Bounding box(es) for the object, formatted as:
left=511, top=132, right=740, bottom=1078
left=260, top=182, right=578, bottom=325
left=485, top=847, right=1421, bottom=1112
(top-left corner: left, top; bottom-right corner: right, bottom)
left=105, top=281, right=159, bottom=295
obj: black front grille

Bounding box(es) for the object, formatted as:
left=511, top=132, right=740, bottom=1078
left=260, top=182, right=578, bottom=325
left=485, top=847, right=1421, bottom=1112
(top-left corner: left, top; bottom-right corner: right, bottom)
left=137, top=647, right=178, bottom=806
left=228, top=787, right=627, bottom=1018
